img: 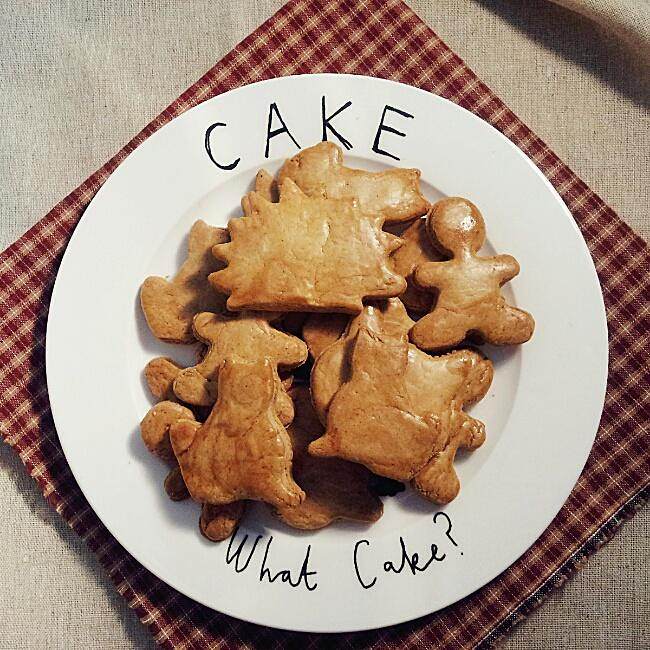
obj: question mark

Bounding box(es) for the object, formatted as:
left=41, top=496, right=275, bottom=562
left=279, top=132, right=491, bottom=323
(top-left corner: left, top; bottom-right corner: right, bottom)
left=433, top=512, right=462, bottom=555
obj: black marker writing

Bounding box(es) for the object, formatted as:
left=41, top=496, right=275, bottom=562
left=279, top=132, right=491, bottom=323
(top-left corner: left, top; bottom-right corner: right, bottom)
left=433, top=511, right=460, bottom=551
left=225, top=529, right=262, bottom=572
left=204, top=122, right=241, bottom=170
left=353, top=539, right=377, bottom=589
left=265, top=102, right=300, bottom=158
left=225, top=528, right=318, bottom=591
left=321, top=96, right=353, bottom=150
left=372, top=105, right=414, bottom=161
left=383, top=537, right=445, bottom=575
left=259, top=539, right=318, bottom=591
left=352, top=513, right=462, bottom=589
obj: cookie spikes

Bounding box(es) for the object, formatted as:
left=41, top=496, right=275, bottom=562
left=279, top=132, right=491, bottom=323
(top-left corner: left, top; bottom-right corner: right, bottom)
left=210, top=178, right=406, bottom=314
left=172, top=311, right=307, bottom=428
left=274, top=386, right=383, bottom=530
left=278, top=141, right=430, bottom=224
left=140, top=220, right=229, bottom=344
left=411, top=198, right=535, bottom=351
left=170, top=359, right=305, bottom=509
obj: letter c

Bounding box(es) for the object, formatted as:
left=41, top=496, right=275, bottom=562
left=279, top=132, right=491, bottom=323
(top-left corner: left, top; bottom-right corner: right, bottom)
left=204, top=122, right=240, bottom=171
left=353, top=540, right=377, bottom=589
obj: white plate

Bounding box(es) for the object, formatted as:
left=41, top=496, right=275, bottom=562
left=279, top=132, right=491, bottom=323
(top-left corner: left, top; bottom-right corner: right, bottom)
left=46, top=74, right=607, bottom=633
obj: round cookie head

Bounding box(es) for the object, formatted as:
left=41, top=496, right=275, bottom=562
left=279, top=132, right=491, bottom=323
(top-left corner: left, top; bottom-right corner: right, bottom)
left=429, top=197, right=485, bottom=255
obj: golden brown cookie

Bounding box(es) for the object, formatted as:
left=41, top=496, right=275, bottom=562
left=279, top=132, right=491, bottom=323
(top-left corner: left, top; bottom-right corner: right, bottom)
left=170, top=359, right=305, bottom=509
left=172, top=311, right=307, bottom=428
left=253, top=169, right=278, bottom=202
left=411, top=198, right=535, bottom=351
left=140, top=220, right=229, bottom=343
left=310, top=298, right=415, bottom=424
left=302, top=313, right=350, bottom=359
left=274, top=387, right=383, bottom=530
left=140, top=401, right=195, bottom=463
left=390, top=217, right=444, bottom=313
left=309, top=298, right=493, bottom=503
left=277, top=142, right=429, bottom=224
left=164, top=466, right=190, bottom=501
left=200, top=502, right=248, bottom=542
left=144, top=357, right=183, bottom=402
left=309, top=327, right=442, bottom=480
left=210, top=179, right=406, bottom=313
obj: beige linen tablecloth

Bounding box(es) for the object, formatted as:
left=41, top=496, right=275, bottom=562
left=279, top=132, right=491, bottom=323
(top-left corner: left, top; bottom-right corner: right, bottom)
left=0, top=1, right=647, bottom=648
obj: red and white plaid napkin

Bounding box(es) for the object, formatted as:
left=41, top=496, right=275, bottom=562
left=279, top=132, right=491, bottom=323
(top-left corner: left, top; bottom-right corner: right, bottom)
left=0, top=1, right=647, bottom=647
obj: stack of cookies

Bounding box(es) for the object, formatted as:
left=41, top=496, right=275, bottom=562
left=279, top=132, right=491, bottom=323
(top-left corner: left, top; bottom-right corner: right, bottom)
left=139, top=142, right=534, bottom=541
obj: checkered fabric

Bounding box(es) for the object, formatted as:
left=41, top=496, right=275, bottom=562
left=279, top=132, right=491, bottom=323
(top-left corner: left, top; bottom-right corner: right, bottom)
left=0, top=0, right=647, bottom=647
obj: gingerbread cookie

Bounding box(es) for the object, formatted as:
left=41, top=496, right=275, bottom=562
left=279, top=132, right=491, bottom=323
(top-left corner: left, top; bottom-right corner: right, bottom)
left=278, top=142, right=429, bottom=224
left=210, top=178, right=406, bottom=313
left=275, top=387, right=382, bottom=529
left=140, top=220, right=229, bottom=343
left=302, top=313, right=349, bottom=359
left=172, top=311, right=307, bottom=428
left=309, top=299, right=493, bottom=503
left=200, top=502, right=248, bottom=542
left=411, top=198, right=535, bottom=351
left=170, top=359, right=305, bottom=508
left=390, top=217, right=444, bottom=313
left=144, top=357, right=183, bottom=402
left=140, top=401, right=195, bottom=463
left=310, top=298, right=415, bottom=424
left=164, top=466, right=190, bottom=501
left=253, top=169, right=278, bottom=202
left=309, top=327, right=442, bottom=480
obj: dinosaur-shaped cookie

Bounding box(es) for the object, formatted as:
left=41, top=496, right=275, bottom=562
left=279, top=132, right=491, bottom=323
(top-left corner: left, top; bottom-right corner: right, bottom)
left=411, top=198, right=535, bottom=351
left=172, top=311, right=307, bottom=427
left=274, top=386, right=383, bottom=529
left=140, top=220, right=229, bottom=343
left=210, top=178, right=405, bottom=313
left=309, top=298, right=493, bottom=503
left=277, top=142, right=429, bottom=224
left=170, top=359, right=305, bottom=509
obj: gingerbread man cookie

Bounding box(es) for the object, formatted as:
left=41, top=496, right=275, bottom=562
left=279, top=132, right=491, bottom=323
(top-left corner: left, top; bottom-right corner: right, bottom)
left=278, top=142, right=429, bottom=224
left=140, top=220, right=229, bottom=343
left=411, top=198, right=535, bottom=351
left=170, top=359, right=305, bottom=509
left=210, top=179, right=405, bottom=313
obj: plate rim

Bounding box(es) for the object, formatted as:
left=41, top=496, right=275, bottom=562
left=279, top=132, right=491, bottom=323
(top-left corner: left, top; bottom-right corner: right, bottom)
left=45, top=72, right=609, bottom=633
